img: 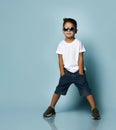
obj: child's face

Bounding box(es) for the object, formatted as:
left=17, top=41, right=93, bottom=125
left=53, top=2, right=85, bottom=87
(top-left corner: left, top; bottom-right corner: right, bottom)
left=63, top=22, right=76, bottom=39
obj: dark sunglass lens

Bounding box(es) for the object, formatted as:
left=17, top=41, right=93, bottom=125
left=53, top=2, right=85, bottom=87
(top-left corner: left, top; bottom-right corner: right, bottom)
left=70, top=27, right=75, bottom=31
left=63, top=27, right=68, bottom=31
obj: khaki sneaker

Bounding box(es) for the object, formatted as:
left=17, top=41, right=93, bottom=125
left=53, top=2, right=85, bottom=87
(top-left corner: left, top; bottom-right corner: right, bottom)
left=43, top=106, right=56, bottom=117
left=92, top=108, right=100, bottom=120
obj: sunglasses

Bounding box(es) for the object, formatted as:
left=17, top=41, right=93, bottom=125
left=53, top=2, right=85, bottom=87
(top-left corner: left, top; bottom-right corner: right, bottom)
left=63, top=27, right=75, bottom=32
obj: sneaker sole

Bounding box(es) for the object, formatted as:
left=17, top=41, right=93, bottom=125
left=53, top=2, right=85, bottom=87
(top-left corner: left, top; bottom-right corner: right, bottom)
left=43, top=113, right=55, bottom=117
left=92, top=116, right=101, bottom=120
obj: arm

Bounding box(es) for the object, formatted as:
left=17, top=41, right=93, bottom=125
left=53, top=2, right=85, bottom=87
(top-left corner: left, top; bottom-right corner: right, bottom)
left=78, top=52, right=84, bottom=75
left=58, top=54, right=65, bottom=76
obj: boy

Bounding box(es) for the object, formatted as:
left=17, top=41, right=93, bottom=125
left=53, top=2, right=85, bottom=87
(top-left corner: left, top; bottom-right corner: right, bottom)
left=43, top=18, right=100, bottom=120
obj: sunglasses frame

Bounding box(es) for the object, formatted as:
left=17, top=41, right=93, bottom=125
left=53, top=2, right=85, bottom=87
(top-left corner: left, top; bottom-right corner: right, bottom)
left=63, top=27, right=76, bottom=32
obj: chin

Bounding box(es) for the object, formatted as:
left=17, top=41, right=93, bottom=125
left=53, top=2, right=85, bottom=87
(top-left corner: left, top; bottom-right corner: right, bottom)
left=66, top=36, right=74, bottom=39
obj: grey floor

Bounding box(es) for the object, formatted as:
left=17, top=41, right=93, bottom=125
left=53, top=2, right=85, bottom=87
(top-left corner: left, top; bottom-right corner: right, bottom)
left=0, top=107, right=115, bottom=130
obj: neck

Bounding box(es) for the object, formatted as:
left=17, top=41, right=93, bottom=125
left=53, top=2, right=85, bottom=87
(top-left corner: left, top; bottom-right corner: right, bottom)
left=65, top=37, right=75, bottom=43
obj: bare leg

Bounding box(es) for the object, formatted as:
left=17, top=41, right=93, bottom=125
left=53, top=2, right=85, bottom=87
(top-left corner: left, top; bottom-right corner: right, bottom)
left=86, top=94, right=96, bottom=110
left=50, top=93, right=60, bottom=108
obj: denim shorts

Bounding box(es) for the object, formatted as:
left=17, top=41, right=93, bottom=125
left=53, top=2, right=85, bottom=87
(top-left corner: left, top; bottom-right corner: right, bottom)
left=54, top=69, right=92, bottom=96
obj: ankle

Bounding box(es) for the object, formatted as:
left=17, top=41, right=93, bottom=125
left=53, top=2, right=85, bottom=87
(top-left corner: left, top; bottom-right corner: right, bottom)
left=91, top=107, right=96, bottom=110
left=50, top=105, right=55, bottom=109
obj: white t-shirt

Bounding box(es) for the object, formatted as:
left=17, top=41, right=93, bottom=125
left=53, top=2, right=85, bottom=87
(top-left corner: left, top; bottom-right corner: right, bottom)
left=56, top=39, right=86, bottom=73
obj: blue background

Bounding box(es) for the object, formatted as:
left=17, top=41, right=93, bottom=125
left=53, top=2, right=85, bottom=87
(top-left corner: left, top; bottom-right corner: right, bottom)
left=0, top=0, right=116, bottom=114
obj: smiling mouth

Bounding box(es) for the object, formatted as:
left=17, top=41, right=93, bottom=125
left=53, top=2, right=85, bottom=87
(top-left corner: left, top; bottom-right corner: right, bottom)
left=66, top=32, right=72, bottom=35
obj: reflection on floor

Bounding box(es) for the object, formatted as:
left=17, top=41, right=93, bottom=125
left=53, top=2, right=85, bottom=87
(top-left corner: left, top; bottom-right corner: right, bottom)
left=0, top=108, right=116, bottom=130
left=43, top=110, right=100, bottom=130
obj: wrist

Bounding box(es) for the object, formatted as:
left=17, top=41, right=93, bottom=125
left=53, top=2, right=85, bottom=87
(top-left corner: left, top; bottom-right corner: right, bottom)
left=61, top=72, right=65, bottom=76
left=78, top=70, right=84, bottom=75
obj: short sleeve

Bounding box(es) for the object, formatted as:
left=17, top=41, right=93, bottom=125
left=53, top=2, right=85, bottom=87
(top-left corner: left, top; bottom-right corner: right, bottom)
left=56, top=43, right=63, bottom=54
left=79, top=42, right=86, bottom=52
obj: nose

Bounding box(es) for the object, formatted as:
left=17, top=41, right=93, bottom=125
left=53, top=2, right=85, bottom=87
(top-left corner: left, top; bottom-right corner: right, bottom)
left=67, top=29, right=70, bottom=31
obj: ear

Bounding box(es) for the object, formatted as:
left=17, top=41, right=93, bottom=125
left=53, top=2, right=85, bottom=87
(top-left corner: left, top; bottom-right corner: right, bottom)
left=62, top=29, right=64, bottom=33
left=75, top=29, right=78, bottom=33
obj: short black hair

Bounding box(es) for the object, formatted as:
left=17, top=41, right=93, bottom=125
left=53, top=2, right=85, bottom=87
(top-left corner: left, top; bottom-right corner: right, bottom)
left=63, top=18, right=77, bottom=29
